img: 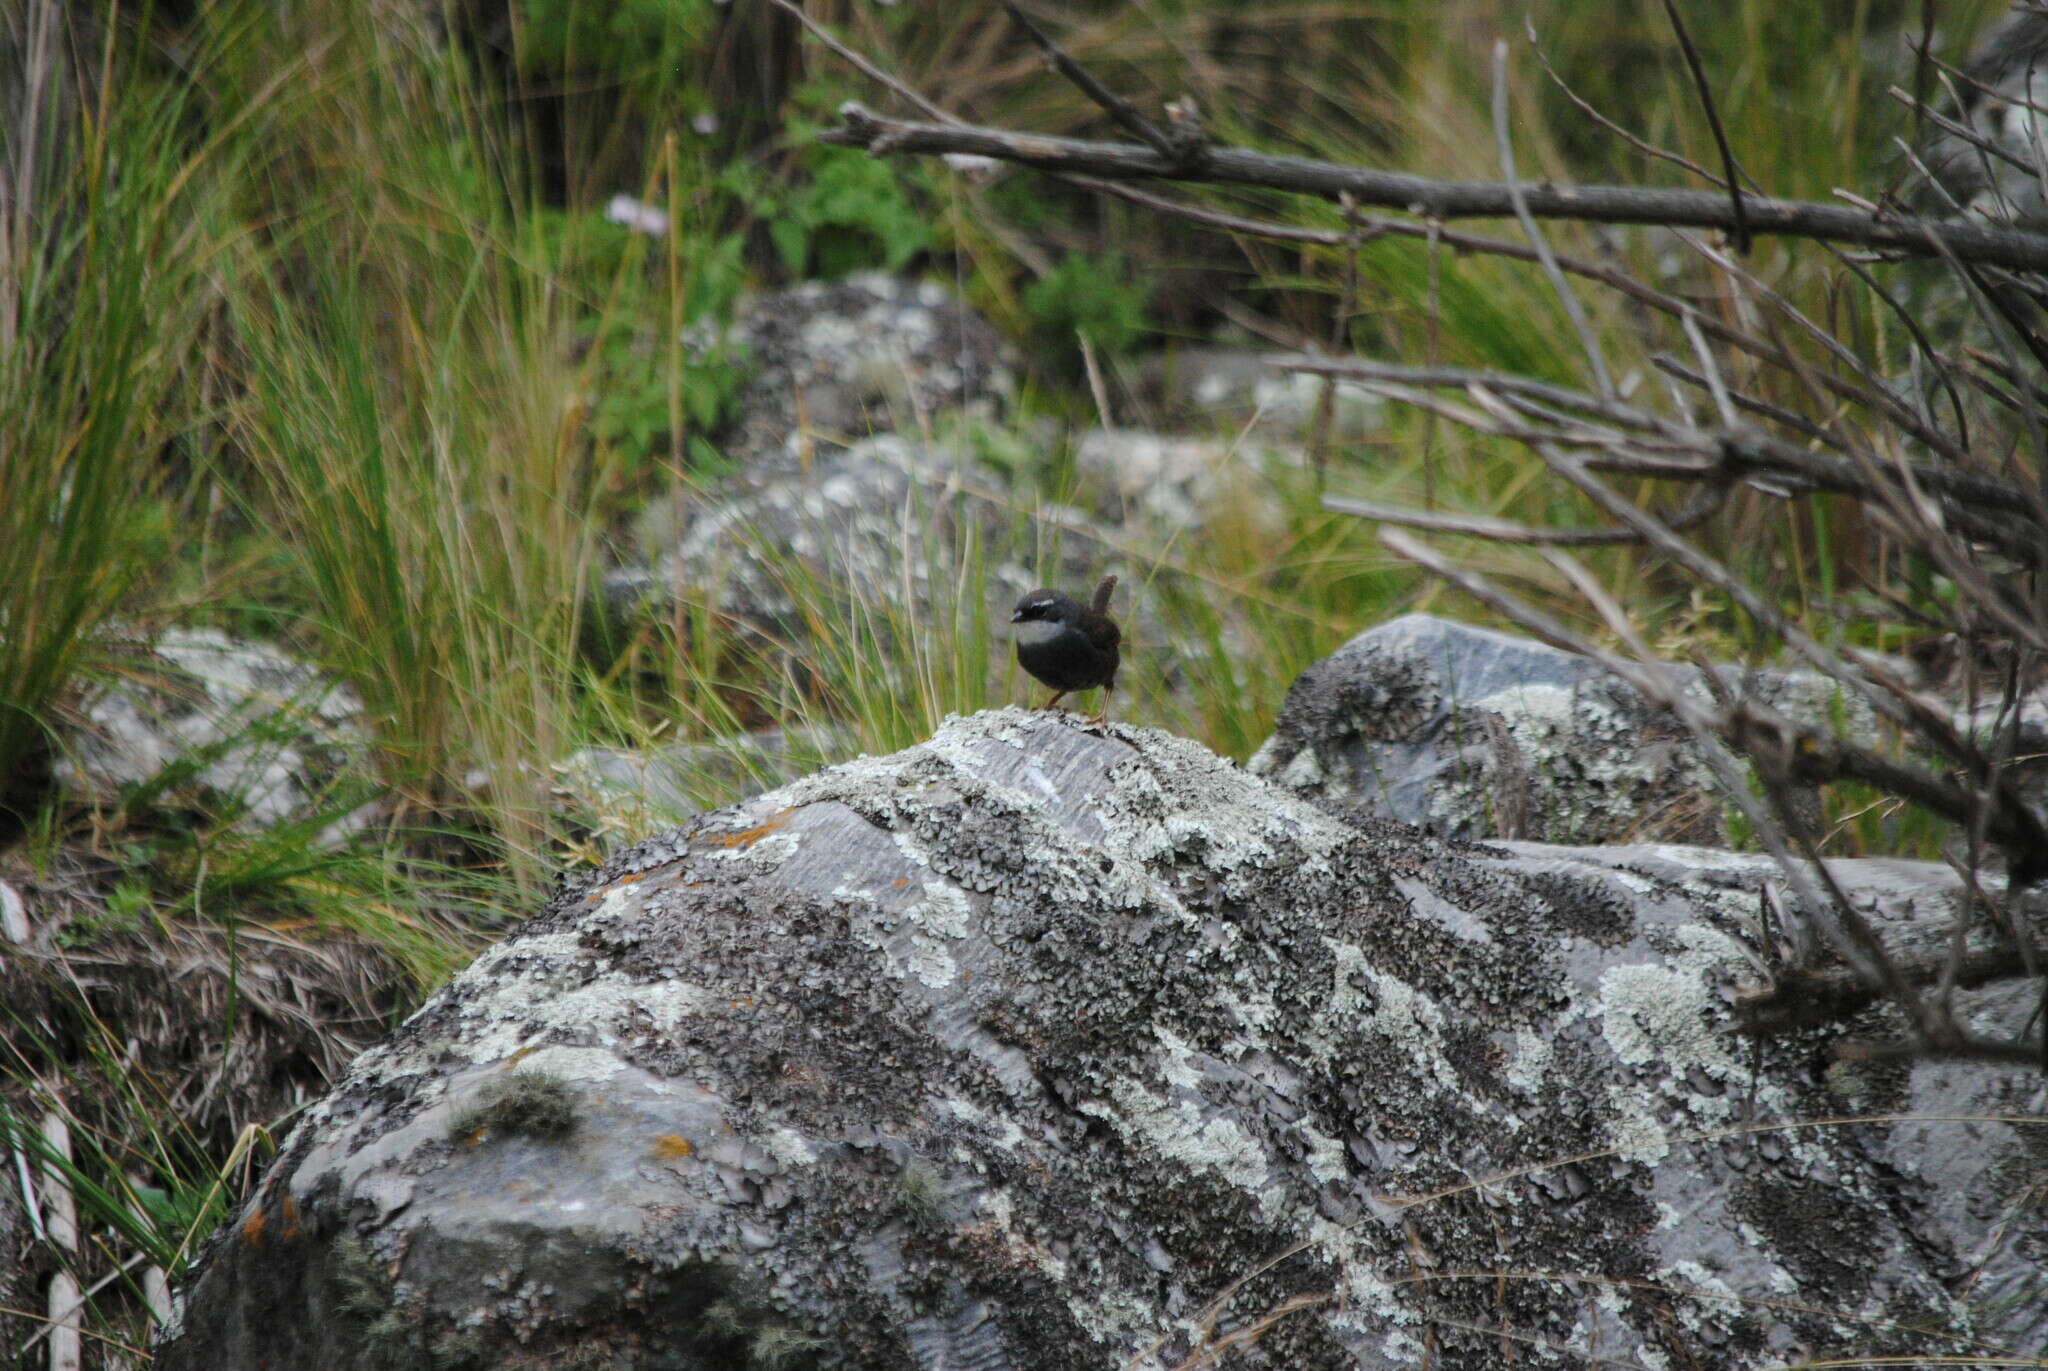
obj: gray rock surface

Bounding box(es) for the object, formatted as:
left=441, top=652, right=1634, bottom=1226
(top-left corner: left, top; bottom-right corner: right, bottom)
left=704, top=272, right=1016, bottom=472
left=1923, top=8, right=2048, bottom=224
left=1138, top=345, right=1383, bottom=436
left=157, top=709, right=2039, bottom=1370
left=618, top=433, right=1118, bottom=648
left=554, top=726, right=853, bottom=833
left=1249, top=614, right=1876, bottom=846
left=54, top=627, right=370, bottom=833
left=1072, top=427, right=1300, bottom=531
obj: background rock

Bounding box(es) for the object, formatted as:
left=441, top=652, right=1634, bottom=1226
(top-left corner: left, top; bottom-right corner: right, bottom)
left=611, top=434, right=1152, bottom=679
left=1071, top=426, right=1300, bottom=531
left=1136, top=345, right=1384, bottom=436
left=1922, top=9, right=2048, bottom=224
left=704, top=272, right=1017, bottom=473
left=1249, top=614, right=1878, bottom=846
left=53, top=627, right=370, bottom=834
left=553, top=725, right=853, bottom=832
left=156, top=709, right=2038, bottom=1370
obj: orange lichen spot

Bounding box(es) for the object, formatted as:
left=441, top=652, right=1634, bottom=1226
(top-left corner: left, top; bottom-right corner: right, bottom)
left=729, top=997, right=755, bottom=1009
left=279, top=1194, right=302, bottom=1242
left=652, top=1134, right=694, bottom=1161
left=505, top=1045, right=541, bottom=1067
left=241, top=1207, right=266, bottom=1248
left=703, top=813, right=790, bottom=848
left=892, top=877, right=910, bottom=888
left=614, top=871, right=647, bottom=886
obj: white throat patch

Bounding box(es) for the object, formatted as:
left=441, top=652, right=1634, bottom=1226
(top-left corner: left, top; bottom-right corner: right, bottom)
left=1014, top=618, right=1067, bottom=646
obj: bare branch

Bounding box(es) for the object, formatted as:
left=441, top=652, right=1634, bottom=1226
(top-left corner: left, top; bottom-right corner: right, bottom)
left=823, top=102, right=2048, bottom=272
left=1278, top=357, right=2046, bottom=562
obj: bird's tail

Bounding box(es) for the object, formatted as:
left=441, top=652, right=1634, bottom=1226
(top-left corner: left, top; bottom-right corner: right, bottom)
left=1090, top=575, right=1118, bottom=614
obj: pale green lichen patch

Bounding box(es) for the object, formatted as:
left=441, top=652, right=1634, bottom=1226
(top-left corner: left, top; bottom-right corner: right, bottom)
left=1597, top=963, right=1725, bottom=1071
left=1093, top=1077, right=1275, bottom=1212
left=1603, top=1082, right=1672, bottom=1165
left=444, top=926, right=724, bottom=1064
left=1504, top=1028, right=1554, bottom=1094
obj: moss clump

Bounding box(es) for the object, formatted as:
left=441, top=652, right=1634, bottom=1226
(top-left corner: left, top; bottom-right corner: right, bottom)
left=429, top=1328, right=486, bottom=1369
left=328, top=1234, right=430, bottom=1371
left=686, top=1288, right=821, bottom=1370
left=898, top=1162, right=945, bottom=1230
left=750, top=1323, right=825, bottom=1370
left=329, top=1234, right=493, bottom=1368
left=700, top=1300, right=748, bottom=1338
left=448, top=1068, right=579, bottom=1142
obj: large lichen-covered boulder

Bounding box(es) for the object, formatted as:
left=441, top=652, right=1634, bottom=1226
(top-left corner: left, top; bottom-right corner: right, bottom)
left=1249, top=614, right=1875, bottom=846
left=155, top=709, right=2036, bottom=1370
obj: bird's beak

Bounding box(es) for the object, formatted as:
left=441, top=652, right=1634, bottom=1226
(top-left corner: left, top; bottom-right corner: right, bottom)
left=1008, top=610, right=1024, bottom=623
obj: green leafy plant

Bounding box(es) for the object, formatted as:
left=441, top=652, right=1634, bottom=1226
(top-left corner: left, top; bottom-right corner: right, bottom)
left=763, top=146, right=931, bottom=280
left=1022, top=250, right=1151, bottom=365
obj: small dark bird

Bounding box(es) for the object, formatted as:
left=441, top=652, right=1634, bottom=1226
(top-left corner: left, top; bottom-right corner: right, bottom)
left=1011, top=575, right=1121, bottom=721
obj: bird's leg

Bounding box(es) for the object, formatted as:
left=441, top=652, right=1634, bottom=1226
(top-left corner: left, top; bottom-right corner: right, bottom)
left=1037, top=691, right=1068, bottom=711
left=1086, top=684, right=1113, bottom=725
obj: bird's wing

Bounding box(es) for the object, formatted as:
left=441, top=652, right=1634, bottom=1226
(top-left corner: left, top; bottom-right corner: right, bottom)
left=1085, top=614, right=1121, bottom=653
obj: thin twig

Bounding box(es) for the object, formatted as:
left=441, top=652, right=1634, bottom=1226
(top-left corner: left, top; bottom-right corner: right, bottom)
left=1911, top=1, right=1937, bottom=170
left=1659, top=0, right=1751, bottom=251
left=768, top=0, right=956, bottom=124
left=1321, top=496, right=1640, bottom=546
left=1888, top=84, right=2041, bottom=180
left=1526, top=15, right=1721, bottom=186
left=998, top=0, right=1175, bottom=159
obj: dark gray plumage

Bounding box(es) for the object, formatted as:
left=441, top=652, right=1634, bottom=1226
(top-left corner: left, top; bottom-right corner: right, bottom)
left=1010, top=575, right=1120, bottom=720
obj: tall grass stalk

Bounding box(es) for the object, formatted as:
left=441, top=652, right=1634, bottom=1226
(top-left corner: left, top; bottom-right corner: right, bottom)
left=215, top=6, right=627, bottom=892
left=0, top=2, right=248, bottom=825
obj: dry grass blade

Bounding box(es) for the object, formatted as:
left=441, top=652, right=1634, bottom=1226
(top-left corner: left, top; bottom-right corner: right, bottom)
left=1323, top=495, right=1639, bottom=545
left=1491, top=39, right=1612, bottom=397
left=40, top=1112, right=81, bottom=1371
